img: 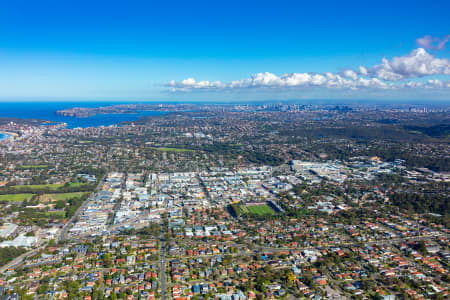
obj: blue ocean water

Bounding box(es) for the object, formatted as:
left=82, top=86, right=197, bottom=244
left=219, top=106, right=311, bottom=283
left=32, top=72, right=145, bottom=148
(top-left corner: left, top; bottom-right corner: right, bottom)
left=0, top=133, right=5, bottom=140
left=0, top=102, right=168, bottom=128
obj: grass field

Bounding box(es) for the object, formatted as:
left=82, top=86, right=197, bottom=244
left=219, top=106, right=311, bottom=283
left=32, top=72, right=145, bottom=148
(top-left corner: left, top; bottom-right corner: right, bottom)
left=152, top=147, right=195, bottom=152
left=246, top=204, right=275, bottom=216
left=39, top=192, right=88, bottom=202
left=18, top=165, right=49, bottom=169
left=10, top=182, right=88, bottom=191
left=0, top=193, right=34, bottom=202
left=44, top=211, right=66, bottom=218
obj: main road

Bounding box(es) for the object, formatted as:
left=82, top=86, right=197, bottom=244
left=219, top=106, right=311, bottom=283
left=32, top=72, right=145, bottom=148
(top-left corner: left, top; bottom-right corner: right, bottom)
left=0, top=244, right=46, bottom=273
left=160, top=223, right=167, bottom=300
left=56, top=173, right=107, bottom=242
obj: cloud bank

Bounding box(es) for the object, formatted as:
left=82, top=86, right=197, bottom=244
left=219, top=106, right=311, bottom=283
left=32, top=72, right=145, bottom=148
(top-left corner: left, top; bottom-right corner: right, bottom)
left=168, top=48, right=450, bottom=93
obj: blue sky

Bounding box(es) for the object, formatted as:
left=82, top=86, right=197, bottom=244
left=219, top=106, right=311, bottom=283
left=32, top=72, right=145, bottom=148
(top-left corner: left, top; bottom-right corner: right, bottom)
left=0, top=0, right=449, bottom=102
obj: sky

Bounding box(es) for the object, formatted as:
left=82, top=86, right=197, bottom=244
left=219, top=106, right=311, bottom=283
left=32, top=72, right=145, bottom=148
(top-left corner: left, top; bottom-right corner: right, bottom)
left=0, top=0, right=449, bottom=103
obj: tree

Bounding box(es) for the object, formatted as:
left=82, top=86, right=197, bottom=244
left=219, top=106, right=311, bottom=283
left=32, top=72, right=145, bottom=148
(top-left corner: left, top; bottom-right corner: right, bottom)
left=287, top=272, right=296, bottom=284
left=54, top=200, right=66, bottom=209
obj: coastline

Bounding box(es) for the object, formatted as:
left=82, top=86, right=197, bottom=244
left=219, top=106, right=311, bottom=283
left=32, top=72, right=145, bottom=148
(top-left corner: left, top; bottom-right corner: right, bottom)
left=0, top=102, right=170, bottom=129
left=0, top=131, right=18, bottom=141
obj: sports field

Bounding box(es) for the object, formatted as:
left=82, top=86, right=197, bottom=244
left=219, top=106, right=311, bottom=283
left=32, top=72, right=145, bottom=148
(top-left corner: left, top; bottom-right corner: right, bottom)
left=246, top=204, right=275, bottom=216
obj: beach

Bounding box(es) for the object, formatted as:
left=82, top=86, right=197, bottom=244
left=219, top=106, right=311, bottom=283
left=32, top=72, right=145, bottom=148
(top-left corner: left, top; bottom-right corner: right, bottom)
left=0, top=131, right=17, bottom=141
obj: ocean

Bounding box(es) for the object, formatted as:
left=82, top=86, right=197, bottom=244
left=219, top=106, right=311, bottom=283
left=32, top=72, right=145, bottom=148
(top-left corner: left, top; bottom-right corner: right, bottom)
left=0, top=102, right=168, bottom=128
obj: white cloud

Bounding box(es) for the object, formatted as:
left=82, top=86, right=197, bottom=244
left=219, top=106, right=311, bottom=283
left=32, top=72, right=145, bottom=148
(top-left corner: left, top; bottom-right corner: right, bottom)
left=357, top=77, right=389, bottom=89
left=359, top=66, right=368, bottom=76
left=416, top=35, right=450, bottom=50
left=282, top=73, right=311, bottom=86
left=168, top=78, right=226, bottom=91
left=403, top=81, right=423, bottom=88
left=341, top=69, right=358, bottom=80
left=310, top=74, right=327, bottom=86
left=368, top=48, right=450, bottom=81
left=426, top=79, right=443, bottom=88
